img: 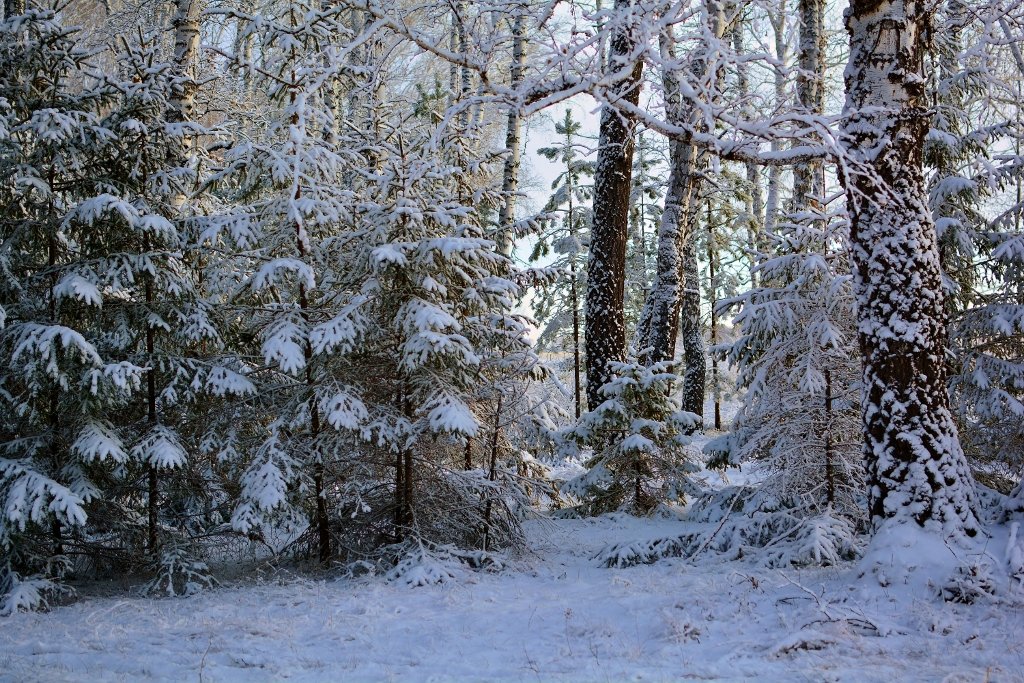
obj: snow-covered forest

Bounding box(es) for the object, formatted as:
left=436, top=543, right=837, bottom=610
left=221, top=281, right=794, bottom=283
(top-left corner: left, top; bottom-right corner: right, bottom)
left=1, top=0, right=1023, bottom=679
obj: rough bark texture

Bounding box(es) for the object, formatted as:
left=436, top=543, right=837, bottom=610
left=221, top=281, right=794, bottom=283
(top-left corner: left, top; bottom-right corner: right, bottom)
left=840, top=0, right=979, bottom=536
left=636, top=28, right=692, bottom=366
left=793, top=0, right=825, bottom=210
left=679, top=196, right=706, bottom=418
left=496, top=5, right=526, bottom=257
left=637, top=2, right=722, bottom=380
left=4, top=0, right=25, bottom=19
left=585, top=0, right=643, bottom=409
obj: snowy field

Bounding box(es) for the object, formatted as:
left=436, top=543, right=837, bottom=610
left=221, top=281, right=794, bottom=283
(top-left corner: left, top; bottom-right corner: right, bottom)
left=1, top=514, right=1022, bottom=682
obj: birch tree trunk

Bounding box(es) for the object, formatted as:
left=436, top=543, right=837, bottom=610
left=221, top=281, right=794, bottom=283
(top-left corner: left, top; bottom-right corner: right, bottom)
left=763, top=5, right=788, bottom=238
left=496, top=4, right=527, bottom=257
left=637, top=1, right=721, bottom=377
left=169, top=0, right=201, bottom=129
left=841, top=0, right=979, bottom=537
left=585, top=0, right=643, bottom=409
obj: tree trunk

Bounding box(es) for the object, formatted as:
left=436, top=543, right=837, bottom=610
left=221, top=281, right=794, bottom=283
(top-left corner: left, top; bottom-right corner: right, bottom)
left=637, top=5, right=721, bottom=370
left=764, top=4, right=788, bottom=238
left=707, top=202, right=720, bottom=430
left=4, top=0, right=24, bottom=19
left=840, top=0, right=979, bottom=536
left=585, top=0, right=643, bottom=409
left=496, top=4, right=527, bottom=257
left=793, top=0, right=825, bottom=211
left=679, top=196, right=706, bottom=420
left=635, top=27, right=690, bottom=364
left=169, top=0, right=201, bottom=127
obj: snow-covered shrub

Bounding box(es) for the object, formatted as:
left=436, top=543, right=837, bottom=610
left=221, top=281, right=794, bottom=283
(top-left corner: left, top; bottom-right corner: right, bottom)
left=939, top=559, right=998, bottom=604
left=596, top=485, right=862, bottom=569
left=383, top=541, right=504, bottom=587
left=708, top=198, right=866, bottom=561
left=562, top=360, right=700, bottom=515
left=0, top=569, right=73, bottom=617
left=142, top=547, right=216, bottom=598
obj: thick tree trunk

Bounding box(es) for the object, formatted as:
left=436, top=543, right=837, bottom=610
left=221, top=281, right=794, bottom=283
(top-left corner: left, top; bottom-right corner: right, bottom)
left=496, top=5, right=527, bottom=257
left=636, top=27, right=690, bottom=365
left=840, top=0, right=979, bottom=536
left=637, top=4, right=721, bottom=372
left=585, top=0, right=643, bottom=409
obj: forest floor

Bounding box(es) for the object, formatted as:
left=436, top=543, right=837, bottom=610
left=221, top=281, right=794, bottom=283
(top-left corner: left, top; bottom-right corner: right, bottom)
left=1, top=509, right=1022, bottom=682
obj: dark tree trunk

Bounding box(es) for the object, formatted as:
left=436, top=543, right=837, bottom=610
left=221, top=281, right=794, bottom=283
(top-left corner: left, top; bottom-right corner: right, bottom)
left=840, top=0, right=979, bottom=536
left=585, top=0, right=643, bottom=409
left=793, top=0, right=825, bottom=211
left=679, top=199, right=706, bottom=419
left=4, top=0, right=25, bottom=19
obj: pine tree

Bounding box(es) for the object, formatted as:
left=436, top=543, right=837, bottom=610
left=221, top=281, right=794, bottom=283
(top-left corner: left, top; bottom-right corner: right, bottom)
left=562, top=359, right=699, bottom=515
left=531, top=109, right=594, bottom=418
left=0, top=8, right=141, bottom=588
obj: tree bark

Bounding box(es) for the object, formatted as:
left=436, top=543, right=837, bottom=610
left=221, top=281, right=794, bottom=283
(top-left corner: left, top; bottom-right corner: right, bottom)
left=496, top=4, right=527, bottom=257
left=793, top=0, right=825, bottom=211
left=840, top=0, right=979, bottom=536
left=637, top=2, right=722, bottom=373
left=4, top=0, right=25, bottom=19
left=763, top=4, right=788, bottom=238
left=585, top=0, right=643, bottom=409
left=679, top=195, right=706, bottom=419
left=169, top=0, right=201, bottom=128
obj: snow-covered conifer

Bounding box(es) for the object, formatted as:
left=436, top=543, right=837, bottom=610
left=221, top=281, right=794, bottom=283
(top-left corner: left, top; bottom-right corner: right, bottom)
left=563, top=360, right=699, bottom=515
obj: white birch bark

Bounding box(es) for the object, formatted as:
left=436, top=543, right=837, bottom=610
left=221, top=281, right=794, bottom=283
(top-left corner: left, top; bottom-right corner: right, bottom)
left=496, top=3, right=527, bottom=257
left=763, top=4, right=788, bottom=238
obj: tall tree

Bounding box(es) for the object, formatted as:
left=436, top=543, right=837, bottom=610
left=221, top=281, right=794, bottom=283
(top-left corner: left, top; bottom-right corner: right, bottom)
left=792, top=0, right=824, bottom=212
left=496, top=1, right=528, bottom=256
left=585, top=0, right=644, bottom=409
left=840, top=0, right=979, bottom=537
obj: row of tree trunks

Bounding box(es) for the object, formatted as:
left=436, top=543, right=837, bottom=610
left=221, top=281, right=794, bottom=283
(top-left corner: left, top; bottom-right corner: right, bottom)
left=636, top=1, right=725, bottom=424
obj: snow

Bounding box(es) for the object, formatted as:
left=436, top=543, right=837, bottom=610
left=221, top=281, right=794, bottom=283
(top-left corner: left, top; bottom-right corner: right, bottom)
left=2, top=515, right=1022, bottom=682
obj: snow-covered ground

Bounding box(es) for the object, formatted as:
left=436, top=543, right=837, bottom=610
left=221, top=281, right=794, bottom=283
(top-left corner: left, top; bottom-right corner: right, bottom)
left=2, top=514, right=1022, bottom=682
